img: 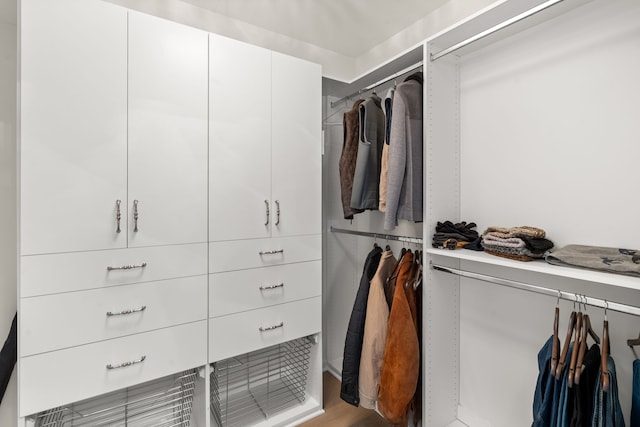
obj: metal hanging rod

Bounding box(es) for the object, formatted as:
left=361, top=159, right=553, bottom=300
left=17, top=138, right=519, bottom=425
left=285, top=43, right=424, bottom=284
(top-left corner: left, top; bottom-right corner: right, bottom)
left=430, top=0, right=564, bottom=61
left=330, top=62, right=423, bottom=109
left=431, top=263, right=640, bottom=317
left=330, top=226, right=423, bottom=245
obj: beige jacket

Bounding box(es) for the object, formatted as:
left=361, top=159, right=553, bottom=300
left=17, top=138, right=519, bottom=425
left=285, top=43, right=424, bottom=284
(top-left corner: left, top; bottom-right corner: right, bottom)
left=358, top=250, right=397, bottom=409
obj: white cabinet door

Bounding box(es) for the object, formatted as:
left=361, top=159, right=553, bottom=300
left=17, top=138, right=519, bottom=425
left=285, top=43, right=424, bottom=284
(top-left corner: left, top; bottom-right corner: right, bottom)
left=128, top=12, right=208, bottom=248
left=20, top=0, right=127, bottom=255
left=271, top=52, right=322, bottom=237
left=209, top=35, right=272, bottom=241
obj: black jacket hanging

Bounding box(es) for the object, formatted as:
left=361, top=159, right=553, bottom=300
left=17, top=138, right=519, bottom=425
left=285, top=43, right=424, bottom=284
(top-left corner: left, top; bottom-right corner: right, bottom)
left=0, top=313, right=17, bottom=405
left=340, top=245, right=383, bottom=406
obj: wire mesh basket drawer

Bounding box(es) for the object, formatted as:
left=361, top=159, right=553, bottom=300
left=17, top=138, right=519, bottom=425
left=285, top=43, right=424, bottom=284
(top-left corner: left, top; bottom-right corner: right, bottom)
left=34, top=369, right=198, bottom=427
left=211, top=336, right=312, bottom=427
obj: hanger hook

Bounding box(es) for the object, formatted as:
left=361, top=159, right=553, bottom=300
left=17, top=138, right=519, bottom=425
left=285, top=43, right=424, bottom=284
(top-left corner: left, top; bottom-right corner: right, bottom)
left=604, top=300, right=609, bottom=320
left=573, top=293, right=578, bottom=310
left=556, top=290, right=561, bottom=307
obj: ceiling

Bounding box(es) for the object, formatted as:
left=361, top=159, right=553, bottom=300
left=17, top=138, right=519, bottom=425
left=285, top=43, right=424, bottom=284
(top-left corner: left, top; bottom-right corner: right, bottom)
left=180, top=0, right=450, bottom=57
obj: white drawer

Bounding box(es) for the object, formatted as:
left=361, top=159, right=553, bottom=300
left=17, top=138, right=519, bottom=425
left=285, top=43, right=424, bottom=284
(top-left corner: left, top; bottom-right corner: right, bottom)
left=209, top=235, right=320, bottom=273
left=19, top=320, right=207, bottom=417
left=209, top=296, right=321, bottom=362
left=210, top=261, right=321, bottom=317
left=20, top=243, right=207, bottom=297
left=20, top=276, right=207, bottom=356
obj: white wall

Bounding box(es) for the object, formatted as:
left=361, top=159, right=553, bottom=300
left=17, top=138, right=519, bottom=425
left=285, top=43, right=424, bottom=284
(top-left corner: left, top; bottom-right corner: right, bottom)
left=455, top=1, right=640, bottom=423
left=0, top=0, right=17, bottom=425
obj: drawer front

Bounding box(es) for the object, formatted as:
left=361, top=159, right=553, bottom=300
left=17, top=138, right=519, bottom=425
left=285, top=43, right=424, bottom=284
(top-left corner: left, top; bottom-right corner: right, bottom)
left=21, top=276, right=207, bottom=356
left=209, top=296, right=321, bottom=362
left=209, top=235, right=321, bottom=273
left=19, top=320, right=207, bottom=417
left=20, top=243, right=207, bottom=297
left=210, top=261, right=321, bottom=317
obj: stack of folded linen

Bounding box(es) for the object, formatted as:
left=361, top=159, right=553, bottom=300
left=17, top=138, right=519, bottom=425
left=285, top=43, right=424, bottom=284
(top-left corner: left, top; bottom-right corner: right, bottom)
left=432, top=221, right=479, bottom=249
left=481, top=226, right=554, bottom=261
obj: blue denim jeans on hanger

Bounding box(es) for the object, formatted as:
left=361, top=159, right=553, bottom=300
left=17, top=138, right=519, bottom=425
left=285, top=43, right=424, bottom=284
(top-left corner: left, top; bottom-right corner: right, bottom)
left=533, top=336, right=559, bottom=427
left=632, top=359, right=640, bottom=427
left=557, top=342, right=574, bottom=427
left=591, top=356, right=625, bottom=427
left=550, top=343, right=573, bottom=427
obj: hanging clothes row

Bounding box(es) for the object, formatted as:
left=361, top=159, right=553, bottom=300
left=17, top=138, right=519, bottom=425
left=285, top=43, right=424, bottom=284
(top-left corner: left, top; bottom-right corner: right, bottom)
left=340, top=243, right=423, bottom=426
left=339, top=72, right=424, bottom=231
left=532, top=299, right=632, bottom=426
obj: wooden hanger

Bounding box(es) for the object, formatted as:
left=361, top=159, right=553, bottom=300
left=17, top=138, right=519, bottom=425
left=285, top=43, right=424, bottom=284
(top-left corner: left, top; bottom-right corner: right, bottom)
left=574, top=305, right=600, bottom=385
left=628, top=332, right=640, bottom=360
left=551, top=291, right=561, bottom=374
left=567, top=301, right=583, bottom=387
left=555, top=307, right=577, bottom=379
left=600, top=302, right=610, bottom=392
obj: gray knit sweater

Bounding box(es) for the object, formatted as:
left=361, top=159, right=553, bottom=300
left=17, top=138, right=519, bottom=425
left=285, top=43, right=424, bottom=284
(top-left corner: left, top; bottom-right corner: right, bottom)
left=384, top=76, right=423, bottom=230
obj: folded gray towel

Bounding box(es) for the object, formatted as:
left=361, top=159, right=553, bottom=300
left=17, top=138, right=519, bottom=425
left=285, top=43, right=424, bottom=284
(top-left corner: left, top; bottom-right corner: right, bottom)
left=545, top=245, right=640, bottom=277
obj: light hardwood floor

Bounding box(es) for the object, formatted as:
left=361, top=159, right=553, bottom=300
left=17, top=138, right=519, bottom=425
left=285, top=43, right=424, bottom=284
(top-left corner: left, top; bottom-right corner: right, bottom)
left=298, top=372, right=391, bottom=427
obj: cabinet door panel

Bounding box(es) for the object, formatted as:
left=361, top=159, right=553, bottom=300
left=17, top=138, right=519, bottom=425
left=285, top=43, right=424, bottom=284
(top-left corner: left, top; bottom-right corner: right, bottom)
left=21, top=243, right=207, bottom=297
left=210, top=261, right=321, bottom=317
left=21, top=276, right=207, bottom=356
left=271, top=53, right=322, bottom=237
left=210, top=297, right=321, bottom=362
left=19, top=321, right=207, bottom=417
left=208, top=235, right=321, bottom=273
left=209, top=35, right=272, bottom=241
left=20, top=0, right=127, bottom=255
left=128, top=12, right=208, bottom=247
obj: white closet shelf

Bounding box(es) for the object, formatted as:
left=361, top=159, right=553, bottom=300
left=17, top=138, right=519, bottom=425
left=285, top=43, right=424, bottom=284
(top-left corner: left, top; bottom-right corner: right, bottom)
left=426, top=248, right=640, bottom=292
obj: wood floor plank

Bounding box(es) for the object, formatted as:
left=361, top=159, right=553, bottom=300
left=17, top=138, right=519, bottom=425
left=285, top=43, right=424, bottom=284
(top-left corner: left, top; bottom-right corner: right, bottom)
left=298, top=372, right=390, bottom=427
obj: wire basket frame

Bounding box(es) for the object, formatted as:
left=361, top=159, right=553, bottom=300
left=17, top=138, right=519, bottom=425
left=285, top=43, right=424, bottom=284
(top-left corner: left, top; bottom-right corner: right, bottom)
left=34, top=369, right=198, bottom=427
left=211, top=337, right=312, bottom=427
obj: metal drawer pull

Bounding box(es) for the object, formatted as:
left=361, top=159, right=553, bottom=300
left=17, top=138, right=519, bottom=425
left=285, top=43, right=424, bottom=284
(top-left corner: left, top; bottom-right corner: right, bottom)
left=107, top=262, right=147, bottom=271
left=264, top=200, right=270, bottom=226
left=116, top=200, right=122, bottom=233
left=259, top=322, right=284, bottom=332
left=259, top=249, right=284, bottom=255
left=106, top=305, right=147, bottom=317
left=106, top=355, right=146, bottom=370
left=133, top=200, right=139, bottom=232
left=275, top=200, right=280, bottom=226
left=259, top=282, right=284, bottom=291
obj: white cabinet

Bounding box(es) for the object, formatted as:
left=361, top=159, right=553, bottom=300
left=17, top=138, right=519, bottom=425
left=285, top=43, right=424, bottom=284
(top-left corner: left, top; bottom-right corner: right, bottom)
left=271, top=52, right=322, bottom=237
left=209, top=35, right=321, bottom=242
left=18, top=0, right=321, bottom=424
left=20, top=0, right=127, bottom=255
left=20, top=3, right=208, bottom=256
left=18, top=0, right=209, bottom=420
left=128, top=12, right=208, bottom=248
left=207, top=35, right=323, bottom=426
left=209, top=35, right=272, bottom=241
